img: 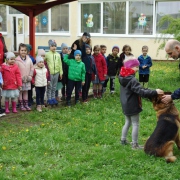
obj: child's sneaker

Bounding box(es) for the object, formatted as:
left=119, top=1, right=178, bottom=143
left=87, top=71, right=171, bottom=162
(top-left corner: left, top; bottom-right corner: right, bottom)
left=36, top=105, right=42, bottom=112
left=52, top=98, right=58, bottom=105
left=121, top=140, right=129, bottom=145
left=131, top=143, right=144, bottom=150
left=47, top=99, right=53, bottom=105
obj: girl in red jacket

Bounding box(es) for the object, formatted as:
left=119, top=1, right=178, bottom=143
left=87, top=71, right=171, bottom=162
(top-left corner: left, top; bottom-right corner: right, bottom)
left=1, top=52, right=22, bottom=113
left=92, top=45, right=107, bottom=98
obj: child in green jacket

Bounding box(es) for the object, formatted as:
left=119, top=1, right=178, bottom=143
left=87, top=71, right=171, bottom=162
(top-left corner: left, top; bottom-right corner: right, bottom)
left=63, top=50, right=86, bottom=106
left=45, top=39, right=63, bottom=105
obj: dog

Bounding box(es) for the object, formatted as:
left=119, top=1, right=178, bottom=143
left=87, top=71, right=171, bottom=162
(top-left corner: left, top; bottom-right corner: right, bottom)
left=144, top=92, right=180, bottom=163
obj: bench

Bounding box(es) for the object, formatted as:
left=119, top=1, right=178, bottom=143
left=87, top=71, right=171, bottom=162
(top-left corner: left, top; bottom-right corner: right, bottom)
left=37, top=46, right=62, bottom=53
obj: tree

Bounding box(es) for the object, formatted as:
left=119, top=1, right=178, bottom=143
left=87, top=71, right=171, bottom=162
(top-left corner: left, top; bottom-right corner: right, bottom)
left=155, top=15, right=180, bottom=56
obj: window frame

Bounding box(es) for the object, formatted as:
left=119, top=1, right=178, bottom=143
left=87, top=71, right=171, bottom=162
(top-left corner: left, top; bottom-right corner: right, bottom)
left=78, top=0, right=168, bottom=38
left=35, top=3, right=70, bottom=36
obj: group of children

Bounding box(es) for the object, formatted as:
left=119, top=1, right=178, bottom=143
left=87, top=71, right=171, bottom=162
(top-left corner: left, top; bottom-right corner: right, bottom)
left=0, top=40, right=153, bottom=115
left=0, top=36, right=161, bottom=151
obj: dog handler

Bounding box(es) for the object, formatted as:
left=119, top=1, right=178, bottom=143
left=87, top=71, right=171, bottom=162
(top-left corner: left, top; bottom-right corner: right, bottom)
left=162, top=40, right=180, bottom=104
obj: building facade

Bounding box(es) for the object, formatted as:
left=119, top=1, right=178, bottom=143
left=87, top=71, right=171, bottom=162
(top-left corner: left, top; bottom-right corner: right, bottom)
left=0, top=0, right=180, bottom=59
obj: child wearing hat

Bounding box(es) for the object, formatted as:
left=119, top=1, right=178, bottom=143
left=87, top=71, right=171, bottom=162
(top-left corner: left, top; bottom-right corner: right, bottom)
left=63, top=50, right=86, bottom=106
left=103, top=45, right=121, bottom=94
left=32, top=56, right=50, bottom=112
left=45, top=39, right=63, bottom=106
left=55, top=43, right=69, bottom=101
left=1, top=52, right=22, bottom=113
left=119, top=56, right=163, bottom=149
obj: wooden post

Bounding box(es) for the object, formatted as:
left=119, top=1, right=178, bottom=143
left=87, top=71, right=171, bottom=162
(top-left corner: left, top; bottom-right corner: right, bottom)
left=29, top=10, right=35, bottom=57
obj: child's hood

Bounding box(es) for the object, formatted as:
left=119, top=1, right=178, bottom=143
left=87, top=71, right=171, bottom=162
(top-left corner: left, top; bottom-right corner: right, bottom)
left=119, top=67, right=135, bottom=87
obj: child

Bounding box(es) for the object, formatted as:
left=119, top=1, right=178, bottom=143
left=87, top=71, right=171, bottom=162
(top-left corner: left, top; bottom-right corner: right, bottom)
left=32, top=56, right=50, bottom=112
left=103, top=45, right=121, bottom=94
left=26, top=44, right=36, bottom=107
left=119, top=56, right=163, bottom=149
left=45, top=39, right=63, bottom=105
left=119, top=45, right=133, bottom=64
left=57, top=43, right=69, bottom=101
left=100, top=45, right=107, bottom=63
left=100, top=45, right=108, bottom=94
left=1, top=52, right=22, bottom=113
left=82, top=43, right=97, bottom=103
left=0, top=71, right=5, bottom=116
left=63, top=50, right=86, bottom=106
left=92, top=45, right=107, bottom=99
left=15, top=43, right=34, bottom=111
left=138, top=45, right=152, bottom=88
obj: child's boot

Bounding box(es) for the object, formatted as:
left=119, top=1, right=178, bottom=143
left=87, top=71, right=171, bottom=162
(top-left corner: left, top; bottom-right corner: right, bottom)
left=23, top=100, right=31, bottom=111
left=93, top=90, right=97, bottom=99
left=12, top=101, right=18, bottom=113
left=5, top=101, right=10, bottom=114
left=19, top=100, right=26, bottom=111
left=36, top=105, right=42, bottom=112
left=98, top=89, right=102, bottom=99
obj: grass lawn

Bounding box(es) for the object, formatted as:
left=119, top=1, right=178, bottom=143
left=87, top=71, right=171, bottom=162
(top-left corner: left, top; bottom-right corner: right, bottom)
left=0, top=61, right=180, bottom=180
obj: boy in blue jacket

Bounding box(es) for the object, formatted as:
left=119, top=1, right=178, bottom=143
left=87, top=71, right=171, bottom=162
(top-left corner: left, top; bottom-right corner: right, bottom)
left=138, top=45, right=152, bottom=88
left=81, top=43, right=97, bottom=103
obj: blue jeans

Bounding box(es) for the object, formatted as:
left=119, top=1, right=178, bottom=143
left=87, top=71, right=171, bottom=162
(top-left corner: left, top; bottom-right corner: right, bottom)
left=66, top=79, right=81, bottom=102
left=35, top=86, right=46, bottom=105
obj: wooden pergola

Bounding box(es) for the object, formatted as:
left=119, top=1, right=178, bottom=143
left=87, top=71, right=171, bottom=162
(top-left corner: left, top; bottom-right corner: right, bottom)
left=0, top=0, right=76, bottom=56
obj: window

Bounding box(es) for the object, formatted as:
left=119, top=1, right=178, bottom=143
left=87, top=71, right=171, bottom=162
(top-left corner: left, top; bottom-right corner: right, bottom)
left=103, top=2, right=126, bottom=34
left=35, top=10, right=49, bottom=33
left=0, top=5, right=7, bottom=32
left=51, top=4, right=69, bottom=32
left=81, top=3, right=101, bottom=33
left=129, top=1, right=153, bottom=35
left=156, top=1, right=180, bottom=33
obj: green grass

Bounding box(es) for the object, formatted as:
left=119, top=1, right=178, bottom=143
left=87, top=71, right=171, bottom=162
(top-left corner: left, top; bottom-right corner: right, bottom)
left=0, top=61, right=180, bottom=180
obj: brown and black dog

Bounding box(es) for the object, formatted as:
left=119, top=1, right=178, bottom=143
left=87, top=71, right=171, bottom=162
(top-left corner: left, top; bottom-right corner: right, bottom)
left=144, top=92, right=180, bottom=163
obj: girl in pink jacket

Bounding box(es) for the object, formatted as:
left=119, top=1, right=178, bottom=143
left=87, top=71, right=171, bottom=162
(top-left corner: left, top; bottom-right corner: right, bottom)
left=1, top=52, right=22, bottom=113
left=15, top=43, right=34, bottom=111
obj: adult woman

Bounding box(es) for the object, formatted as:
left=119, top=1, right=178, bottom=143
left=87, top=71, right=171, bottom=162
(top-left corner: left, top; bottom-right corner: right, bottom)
left=0, top=33, right=8, bottom=65
left=69, top=32, right=92, bottom=58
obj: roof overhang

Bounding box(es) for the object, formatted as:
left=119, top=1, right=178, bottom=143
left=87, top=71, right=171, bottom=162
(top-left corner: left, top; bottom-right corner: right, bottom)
left=0, top=0, right=74, bottom=6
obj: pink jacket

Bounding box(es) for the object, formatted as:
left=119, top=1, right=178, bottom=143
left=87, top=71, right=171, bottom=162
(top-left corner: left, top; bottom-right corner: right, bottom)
left=1, top=63, right=22, bottom=90
left=15, top=55, right=34, bottom=90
